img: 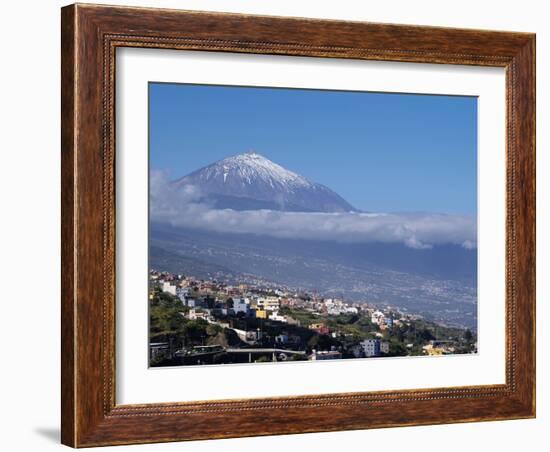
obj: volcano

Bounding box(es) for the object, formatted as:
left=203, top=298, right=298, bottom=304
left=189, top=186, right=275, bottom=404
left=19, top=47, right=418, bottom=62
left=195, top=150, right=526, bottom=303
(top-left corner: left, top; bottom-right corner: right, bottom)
left=173, top=151, right=356, bottom=213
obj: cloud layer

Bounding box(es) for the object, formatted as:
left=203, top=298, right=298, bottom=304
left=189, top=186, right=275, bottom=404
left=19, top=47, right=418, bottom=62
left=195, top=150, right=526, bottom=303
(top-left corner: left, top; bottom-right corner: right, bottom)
left=150, top=170, right=477, bottom=249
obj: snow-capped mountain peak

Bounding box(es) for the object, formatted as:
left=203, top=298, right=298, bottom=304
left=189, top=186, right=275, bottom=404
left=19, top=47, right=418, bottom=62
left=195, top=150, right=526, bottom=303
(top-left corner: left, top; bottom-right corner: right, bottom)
left=173, top=151, right=355, bottom=213
left=214, top=151, right=312, bottom=189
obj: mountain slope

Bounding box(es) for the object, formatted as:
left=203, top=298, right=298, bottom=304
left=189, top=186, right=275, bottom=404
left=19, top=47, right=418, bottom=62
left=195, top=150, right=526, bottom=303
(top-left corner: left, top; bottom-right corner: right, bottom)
left=173, top=151, right=355, bottom=213
left=150, top=224, right=477, bottom=329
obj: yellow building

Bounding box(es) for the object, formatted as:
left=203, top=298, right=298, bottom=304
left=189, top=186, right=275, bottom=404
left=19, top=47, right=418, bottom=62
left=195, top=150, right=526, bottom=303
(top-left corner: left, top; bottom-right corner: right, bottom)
left=423, top=344, right=444, bottom=356
left=255, top=309, right=267, bottom=319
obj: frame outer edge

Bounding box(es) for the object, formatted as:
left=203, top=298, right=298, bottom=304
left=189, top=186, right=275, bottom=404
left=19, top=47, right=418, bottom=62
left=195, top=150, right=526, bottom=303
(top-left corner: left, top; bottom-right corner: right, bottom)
left=530, top=35, right=536, bottom=417
left=61, top=3, right=77, bottom=448
left=60, top=3, right=536, bottom=447
left=514, top=35, right=536, bottom=416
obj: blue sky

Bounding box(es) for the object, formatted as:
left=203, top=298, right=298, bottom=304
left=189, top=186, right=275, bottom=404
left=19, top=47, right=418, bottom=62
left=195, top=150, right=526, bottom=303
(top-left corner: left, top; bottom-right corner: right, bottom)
left=149, top=83, right=477, bottom=214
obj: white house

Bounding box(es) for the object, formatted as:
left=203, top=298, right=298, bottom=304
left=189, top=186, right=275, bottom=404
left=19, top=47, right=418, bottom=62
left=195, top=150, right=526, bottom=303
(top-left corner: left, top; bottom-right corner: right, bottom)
left=188, top=309, right=210, bottom=321
left=262, top=295, right=280, bottom=311
left=371, top=310, right=385, bottom=325
left=162, top=281, right=177, bottom=296
left=233, top=298, right=250, bottom=315
left=268, top=311, right=287, bottom=322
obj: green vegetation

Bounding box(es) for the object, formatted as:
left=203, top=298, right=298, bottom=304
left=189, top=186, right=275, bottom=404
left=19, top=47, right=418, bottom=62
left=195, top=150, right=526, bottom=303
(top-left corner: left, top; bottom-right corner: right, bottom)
left=149, top=289, right=187, bottom=348
left=149, top=289, right=238, bottom=351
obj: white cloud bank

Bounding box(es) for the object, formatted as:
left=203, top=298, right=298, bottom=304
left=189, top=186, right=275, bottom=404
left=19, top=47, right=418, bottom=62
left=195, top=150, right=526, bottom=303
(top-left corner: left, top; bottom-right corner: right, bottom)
left=150, top=170, right=477, bottom=249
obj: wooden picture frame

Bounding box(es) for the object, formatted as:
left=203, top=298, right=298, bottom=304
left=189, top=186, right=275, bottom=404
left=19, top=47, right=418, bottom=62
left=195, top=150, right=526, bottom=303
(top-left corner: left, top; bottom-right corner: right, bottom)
left=61, top=3, right=535, bottom=447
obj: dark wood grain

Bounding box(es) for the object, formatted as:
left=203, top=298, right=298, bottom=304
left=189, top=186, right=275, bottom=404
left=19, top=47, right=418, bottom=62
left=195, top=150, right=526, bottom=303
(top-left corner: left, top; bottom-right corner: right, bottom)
left=60, top=5, right=76, bottom=447
left=61, top=3, right=536, bottom=447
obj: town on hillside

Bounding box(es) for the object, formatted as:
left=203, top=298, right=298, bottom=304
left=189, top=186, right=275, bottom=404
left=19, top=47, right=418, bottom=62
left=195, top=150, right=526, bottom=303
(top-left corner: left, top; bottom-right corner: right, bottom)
left=149, top=270, right=477, bottom=367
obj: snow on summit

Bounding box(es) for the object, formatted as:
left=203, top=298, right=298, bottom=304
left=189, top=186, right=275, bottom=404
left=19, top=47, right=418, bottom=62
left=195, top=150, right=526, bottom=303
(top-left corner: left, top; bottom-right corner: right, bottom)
left=173, top=151, right=356, bottom=213
left=214, top=151, right=312, bottom=188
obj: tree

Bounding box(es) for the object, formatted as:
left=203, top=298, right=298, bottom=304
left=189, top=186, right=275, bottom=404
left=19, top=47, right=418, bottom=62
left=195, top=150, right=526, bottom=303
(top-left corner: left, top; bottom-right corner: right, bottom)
left=307, top=333, right=338, bottom=351
left=180, top=320, right=208, bottom=345
left=386, top=340, right=408, bottom=357
left=149, top=293, right=186, bottom=339
left=395, top=327, right=406, bottom=342
left=206, top=324, right=222, bottom=336
left=204, top=296, right=216, bottom=309
left=419, top=327, right=435, bottom=342
left=278, top=306, right=291, bottom=316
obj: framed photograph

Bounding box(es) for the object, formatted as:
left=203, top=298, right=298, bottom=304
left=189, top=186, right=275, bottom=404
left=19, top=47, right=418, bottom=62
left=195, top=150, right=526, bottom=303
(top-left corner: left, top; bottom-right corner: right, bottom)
left=61, top=3, right=535, bottom=447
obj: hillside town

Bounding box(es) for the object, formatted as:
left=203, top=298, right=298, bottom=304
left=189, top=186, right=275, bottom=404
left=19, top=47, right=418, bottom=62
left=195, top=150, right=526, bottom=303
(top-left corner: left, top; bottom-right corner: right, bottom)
left=149, top=270, right=477, bottom=366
